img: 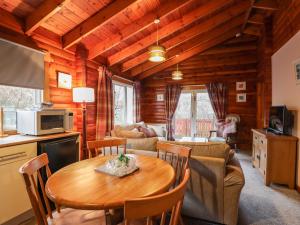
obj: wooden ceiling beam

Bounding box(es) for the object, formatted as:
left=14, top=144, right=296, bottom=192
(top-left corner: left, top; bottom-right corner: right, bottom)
left=253, top=0, right=279, bottom=11
left=26, top=0, right=70, bottom=35
left=88, top=0, right=192, bottom=60
left=107, top=0, right=232, bottom=66
left=248, top=12, right=265, bottom=25
left=244, top=24, right=262, bottom=36
left=62, top=0, right=136, bottom=49
left=241, top=0, right=255, bottom=32
left=201, top=44, right=257, bottom=55
left=122, top=0, right=251, bottom=73
left=137, top=25, right=243, bottom=80
left=133, top=15, right=245, bottom=78
left=155, top=69, right=257, bottom=78
left=0, top=9, right=24, bottom=33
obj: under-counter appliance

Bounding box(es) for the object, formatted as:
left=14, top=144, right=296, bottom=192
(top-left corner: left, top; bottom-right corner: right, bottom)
left=17, top=109, right=73, bottom=135
left=38, top=135, right=79, bottom=210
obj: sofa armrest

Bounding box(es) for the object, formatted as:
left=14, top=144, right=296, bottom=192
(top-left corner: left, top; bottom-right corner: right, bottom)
left=223, top=157, right=245, bottom=225
left=187, top=156, right=225, bottom=223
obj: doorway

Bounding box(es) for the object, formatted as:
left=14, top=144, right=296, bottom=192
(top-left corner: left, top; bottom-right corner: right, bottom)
left=174, top=88, right=216, bottom=138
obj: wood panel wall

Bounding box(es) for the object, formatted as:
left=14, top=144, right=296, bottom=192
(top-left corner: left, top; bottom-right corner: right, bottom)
left=0, top=26, right=100, bottom=147
left=272, top=0, right=300, bottom=53
left=141, top=36, right=258, bottom=151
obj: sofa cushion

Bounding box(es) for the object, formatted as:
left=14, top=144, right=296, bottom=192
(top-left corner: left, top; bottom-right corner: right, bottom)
left=159, top=141, right=230, bottom=162
left=127, top=137, right=158, bottom=151
left=117, top=130, right=145, bottom=138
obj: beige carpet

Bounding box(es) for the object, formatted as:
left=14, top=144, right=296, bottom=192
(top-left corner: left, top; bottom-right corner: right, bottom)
left=237, top=152, right=300, bottom=225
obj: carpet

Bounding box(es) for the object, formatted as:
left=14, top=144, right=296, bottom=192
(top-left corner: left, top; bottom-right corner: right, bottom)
left=237, top=152, right=300, bottom=225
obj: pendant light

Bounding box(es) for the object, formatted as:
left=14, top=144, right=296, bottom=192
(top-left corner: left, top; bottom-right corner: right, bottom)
left=172, top=64, right=183, bottom=80
left=148, top=19, right=166, bottom=62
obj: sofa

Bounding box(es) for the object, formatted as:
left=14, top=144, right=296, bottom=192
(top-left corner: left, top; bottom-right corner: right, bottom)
left=104, top=133, right=244, bottom=225
left=158, top=141, right=245, bottom=225
left=110, top=122, right=166, bottom=151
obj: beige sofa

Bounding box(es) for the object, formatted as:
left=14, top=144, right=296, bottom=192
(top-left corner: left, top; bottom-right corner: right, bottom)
left=105, top=135, right=244, bottom=225
left=158, top=141, right=245, bottom=225
left=110, top=123, right=166, bottom=151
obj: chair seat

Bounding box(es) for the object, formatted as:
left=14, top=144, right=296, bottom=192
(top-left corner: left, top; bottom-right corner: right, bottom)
left=48, top=208, right=105, bottom=225
left=208, top=137, right=226, bottom=143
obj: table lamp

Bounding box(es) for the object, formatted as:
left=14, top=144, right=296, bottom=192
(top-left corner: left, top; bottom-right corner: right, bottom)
left=73, top=87, right=95, bottom=159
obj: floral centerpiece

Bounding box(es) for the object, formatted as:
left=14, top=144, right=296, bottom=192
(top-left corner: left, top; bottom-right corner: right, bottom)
left=102, top=154, right=138, bottom=177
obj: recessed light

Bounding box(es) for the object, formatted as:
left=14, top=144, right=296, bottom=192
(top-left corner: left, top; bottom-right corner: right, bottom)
left=236, top=33, right=241, bottom=38
left=154, top=18, right=160, bottom=24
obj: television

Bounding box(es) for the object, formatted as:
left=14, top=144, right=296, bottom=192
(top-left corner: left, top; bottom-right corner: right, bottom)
left=268, top=106, right=293, bottom=135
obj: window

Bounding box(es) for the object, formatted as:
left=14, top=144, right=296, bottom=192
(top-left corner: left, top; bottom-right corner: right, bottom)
left=0, top=85, right=43, bottom=131
left=174, top=89, right=216, bottom=138
left=113, top=83, right=134, bottom=125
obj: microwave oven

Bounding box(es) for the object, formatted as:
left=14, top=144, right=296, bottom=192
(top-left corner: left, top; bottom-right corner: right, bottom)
left=17, top=109, right=73, bottom=136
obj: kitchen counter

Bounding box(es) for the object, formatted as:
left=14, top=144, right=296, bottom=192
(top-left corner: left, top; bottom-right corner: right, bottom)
left=0, top=131, right=80, bottom=148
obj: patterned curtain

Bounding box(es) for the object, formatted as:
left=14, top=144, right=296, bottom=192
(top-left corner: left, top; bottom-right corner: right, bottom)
left=206, top=83, right=227, bottom=122
left=96, top=66, right=113, bottom=139
left=134, top=80, right=141, bottom=122
left=165, top=85, right=182, bottom=141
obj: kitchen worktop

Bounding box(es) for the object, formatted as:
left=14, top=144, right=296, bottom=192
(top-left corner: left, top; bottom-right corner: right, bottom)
left=0, top=131, right=80, bottom=148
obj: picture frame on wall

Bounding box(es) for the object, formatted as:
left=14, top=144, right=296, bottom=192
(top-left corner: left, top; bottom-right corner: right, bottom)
left=237, top=93, right=246, bottom=102
left=236, top=81, right=246, bottom=91
left=294, top=59, right=300, bottom=85
left=57, top=71, right=72, bottom=89
left=156, top=94, right=164, bottom=101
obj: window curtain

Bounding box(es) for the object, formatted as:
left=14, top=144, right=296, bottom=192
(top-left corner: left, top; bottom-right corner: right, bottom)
left=134, top=80, right=141, bottom=122
left=165, top=84, right=182, bottom=141
left=96, top=66, right=114, bottom=139
left=206, top=83, right=227, bottom=122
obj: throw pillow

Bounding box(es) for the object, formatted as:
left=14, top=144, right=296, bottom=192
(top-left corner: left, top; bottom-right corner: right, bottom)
left=138, top=126, right=158, bottom=137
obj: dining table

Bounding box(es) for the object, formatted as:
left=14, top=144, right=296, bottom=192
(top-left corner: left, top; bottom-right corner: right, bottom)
left=45, top=154, right=175, bottom=223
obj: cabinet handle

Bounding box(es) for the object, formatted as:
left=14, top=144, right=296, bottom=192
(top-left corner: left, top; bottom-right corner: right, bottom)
left=0, top=152, right=27, bottom=162
left=261, top=140, right=263, bottom=144
left=256, top=155, right=260, bottom=160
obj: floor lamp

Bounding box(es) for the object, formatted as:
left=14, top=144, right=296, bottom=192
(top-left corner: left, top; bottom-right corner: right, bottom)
left=73, top=87, right=95, bottom=159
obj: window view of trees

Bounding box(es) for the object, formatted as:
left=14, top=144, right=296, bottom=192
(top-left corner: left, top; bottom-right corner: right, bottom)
left=174, top=90, right=216, bottom=138
left=113, top=83, right=134, bottom=125
left=0, top=85, right=42, bottom=130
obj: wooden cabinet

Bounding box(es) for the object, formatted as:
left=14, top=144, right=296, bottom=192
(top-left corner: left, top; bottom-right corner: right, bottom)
left=0, top=143, right=37, bottom=224
left=252, top=129, right=298, bottom=189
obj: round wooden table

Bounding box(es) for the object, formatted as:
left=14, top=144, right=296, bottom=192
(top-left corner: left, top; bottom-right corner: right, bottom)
left=45, top=154, right=175, bottom=210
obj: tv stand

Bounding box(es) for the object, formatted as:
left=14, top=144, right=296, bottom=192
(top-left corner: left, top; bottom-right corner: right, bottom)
left=252, top=129, right=298, bottom=189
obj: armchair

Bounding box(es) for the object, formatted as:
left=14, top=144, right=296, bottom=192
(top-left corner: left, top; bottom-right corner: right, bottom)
left=208, top=114, right=240, bottom=149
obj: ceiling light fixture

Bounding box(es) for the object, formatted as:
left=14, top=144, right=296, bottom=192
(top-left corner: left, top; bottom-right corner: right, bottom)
left=172, top=64, right=183, bottom=80
left=148, top=18, right=166, bottom=62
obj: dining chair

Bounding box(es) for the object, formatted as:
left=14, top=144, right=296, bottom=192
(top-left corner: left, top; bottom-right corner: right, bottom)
left=124, top=168, right=190, bottom=225
left=156, top=142, right=191, bottom=188
left=19, top=153, right=104, bottom=225
left=87, top=138, right=127, bottom=158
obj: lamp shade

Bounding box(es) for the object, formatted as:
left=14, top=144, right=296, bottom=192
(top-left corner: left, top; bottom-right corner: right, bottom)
left=73, top=87, right=95, bottom=103
left=148, top=45, right=166, bottom=62
left=172, top=70, right=183, bottom=80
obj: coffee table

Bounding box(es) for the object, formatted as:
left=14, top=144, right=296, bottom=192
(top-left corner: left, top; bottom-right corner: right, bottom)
left=177, top=137, right=208, bottom=142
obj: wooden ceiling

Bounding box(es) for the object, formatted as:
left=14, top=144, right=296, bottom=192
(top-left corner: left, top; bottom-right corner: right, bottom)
left=0, top=0, right=279, bottom=80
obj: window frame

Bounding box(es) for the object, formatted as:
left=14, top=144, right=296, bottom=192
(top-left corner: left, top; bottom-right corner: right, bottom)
left=174, top=88, right=216, bottom=138
left=112, top=81, right=134, bottom=125
left=0, top=85, right=43, bottom=133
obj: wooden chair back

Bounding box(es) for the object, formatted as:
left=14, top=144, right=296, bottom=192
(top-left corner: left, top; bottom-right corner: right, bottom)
left=19, top=153, right=54, bottom=225
left=124, top=168, right=190, bottom=225
left=87, top=138, right=127, bottom=158
left=156, top=142, right=191, bottom=187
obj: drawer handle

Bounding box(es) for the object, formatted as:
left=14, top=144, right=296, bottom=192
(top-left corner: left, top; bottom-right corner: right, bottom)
left=0, top=152, right=27, bottom=162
